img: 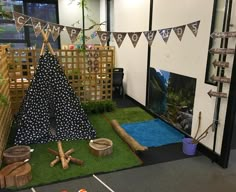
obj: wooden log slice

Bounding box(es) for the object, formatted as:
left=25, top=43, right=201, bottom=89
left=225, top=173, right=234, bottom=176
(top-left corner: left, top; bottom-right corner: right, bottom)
left=3, top=145, right=31, bottom=164
left=89, top=138, right=113, bottom=157
left=0, top=162, right=32, bottom=188
left=0, top=174, right=5, bottom=188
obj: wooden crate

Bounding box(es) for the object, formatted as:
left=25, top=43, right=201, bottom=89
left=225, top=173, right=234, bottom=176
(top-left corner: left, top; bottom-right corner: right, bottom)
left=7, top=47, right=114, bottom=114
left=0, top=44, right=13, bottom=166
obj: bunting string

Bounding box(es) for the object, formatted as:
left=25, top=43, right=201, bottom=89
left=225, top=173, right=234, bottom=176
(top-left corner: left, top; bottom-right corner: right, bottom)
left=13, top=11, right=201, bottom=48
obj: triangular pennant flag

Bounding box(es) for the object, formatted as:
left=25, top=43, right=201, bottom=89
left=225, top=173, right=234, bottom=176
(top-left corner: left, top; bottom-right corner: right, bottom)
left=13, top=11, right=31, bottom=32
left=31, top=17, right=48, bottom=37
left=97, top=31, right=111, bottom=46
left=158, top=28, right=172, bottom=43
left=143, top=31, right=157, bottom=46
left=112, top=32, right=127, bottom=48
left=128, top=32, right=142, bottom=48
left=173, top=25, right=186, bottom=41
left=187, top=20, right=200, bottom=37
left=48, top=23, right=65, bottom=41
left=66, top=26, right=81, bottom=43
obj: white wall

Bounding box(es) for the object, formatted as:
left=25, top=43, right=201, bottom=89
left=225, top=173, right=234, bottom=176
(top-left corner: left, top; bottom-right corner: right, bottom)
left=112, top=0, right=232, bottom=154
left=100, top=0, right=106, bottom=31
left=58, top=0, right=101, bottom=45
left=112, top=0, right=150, bottom=105
left=150, top=0, right=218, bottom=151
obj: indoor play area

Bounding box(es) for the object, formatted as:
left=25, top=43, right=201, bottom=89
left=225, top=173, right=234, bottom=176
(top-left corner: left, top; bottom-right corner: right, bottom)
left=0, top=0, right=236, bottom=192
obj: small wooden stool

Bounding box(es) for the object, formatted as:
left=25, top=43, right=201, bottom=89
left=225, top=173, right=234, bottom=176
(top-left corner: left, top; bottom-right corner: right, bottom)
left=3, top=145, right=31, bottom=165
left=89, top=138, right=113, bottom=157
left=0, top=161, right=32, bottom=188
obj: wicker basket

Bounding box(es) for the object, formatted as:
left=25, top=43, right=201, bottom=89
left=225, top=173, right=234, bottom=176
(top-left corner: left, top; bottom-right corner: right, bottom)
left=89, top=138, right=113, bottom=157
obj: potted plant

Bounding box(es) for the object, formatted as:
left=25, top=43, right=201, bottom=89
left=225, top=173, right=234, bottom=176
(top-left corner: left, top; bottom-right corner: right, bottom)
left=182, top=111, right=214, bottom=155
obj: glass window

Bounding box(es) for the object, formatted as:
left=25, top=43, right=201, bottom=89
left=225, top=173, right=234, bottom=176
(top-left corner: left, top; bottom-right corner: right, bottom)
left=0, top=1, right=24, bottom=41
left=0, top=0, right=59, bottom=49
left=205, top=0, right=230, bottom=84
left=26, top=2, right=59, bottom=49
left=0, top=23, right=25, bottom=40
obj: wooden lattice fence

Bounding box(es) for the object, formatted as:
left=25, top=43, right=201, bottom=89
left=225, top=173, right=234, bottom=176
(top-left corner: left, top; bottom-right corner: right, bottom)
left=7, top=47, right=114, bottom=114
left=0, top=44, right=12, bottom=165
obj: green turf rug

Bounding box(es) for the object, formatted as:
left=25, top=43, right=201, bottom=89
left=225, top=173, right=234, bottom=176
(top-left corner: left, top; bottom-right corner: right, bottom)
left=8, top=107, right=154, bottom=190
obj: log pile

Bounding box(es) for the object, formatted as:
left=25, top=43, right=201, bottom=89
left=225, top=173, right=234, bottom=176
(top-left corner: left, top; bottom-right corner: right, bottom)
left=48, top=140, right=84, bottom=169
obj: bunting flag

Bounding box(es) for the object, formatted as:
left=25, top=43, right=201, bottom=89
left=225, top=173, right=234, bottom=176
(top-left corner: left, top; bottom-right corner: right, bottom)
left=31, top=17, right=48, bottom=37
left=128, top=32, right=142, bottom=48
left=13, top=11, right=201, bottom=47
left=158, top=28, right=172, bottom=43
left=66, top=26, right=81, bottom=43
left=112, top=32, right=127, bottom=48
left=143, top=31, right=157, bottom=46
left=97, top=31, right=111, bottom=46
left=173, top=25, right=186, bottom=41
left=13, top=12, right=31, bottom=32
left=48, top=23, right=65, bottom=41
left=187, top=20, right=200, bottom=37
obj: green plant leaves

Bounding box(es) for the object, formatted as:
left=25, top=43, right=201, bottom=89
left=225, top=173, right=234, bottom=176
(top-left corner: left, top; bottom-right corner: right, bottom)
left=0, top=93, right=8, bottom=106
left=82, top=100, right=116, bottom=114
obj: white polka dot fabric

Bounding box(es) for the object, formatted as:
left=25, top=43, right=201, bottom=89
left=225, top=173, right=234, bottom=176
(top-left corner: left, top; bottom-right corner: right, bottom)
left=14, top=50, right=96, bottom=144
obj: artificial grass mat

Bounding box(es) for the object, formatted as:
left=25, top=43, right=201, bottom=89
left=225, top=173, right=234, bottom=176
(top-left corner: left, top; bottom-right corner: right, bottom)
left=6, top=107, right=154, bottom=190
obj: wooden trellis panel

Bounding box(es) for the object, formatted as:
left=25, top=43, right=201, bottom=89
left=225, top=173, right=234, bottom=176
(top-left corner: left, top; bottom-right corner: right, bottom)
left=7, top=47, right=114, bottom=114
left=8, top=49, right=39, bottom=114
left=0, top=44, right=12, bottom=165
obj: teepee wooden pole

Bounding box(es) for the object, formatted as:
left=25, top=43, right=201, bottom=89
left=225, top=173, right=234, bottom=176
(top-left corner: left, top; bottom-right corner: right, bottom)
left=40, top=30, right=55, bottom=56
left=40, top=39, right=45, bottom=56
left=45, top=30, right=55, bottom=55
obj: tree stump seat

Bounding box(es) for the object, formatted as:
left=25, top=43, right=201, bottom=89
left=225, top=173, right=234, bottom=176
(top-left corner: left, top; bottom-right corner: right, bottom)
left=89, top=138, right=113, bottom=157
left=0, top=161, right=32, bottom=188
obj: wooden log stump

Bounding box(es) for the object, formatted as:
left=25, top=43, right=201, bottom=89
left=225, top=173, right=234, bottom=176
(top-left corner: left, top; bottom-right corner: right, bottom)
left=0, top=161, right=32, bottom=188
left=89, top=138, right=113, bottom=157
left=3, top=145, right=31, bottom=164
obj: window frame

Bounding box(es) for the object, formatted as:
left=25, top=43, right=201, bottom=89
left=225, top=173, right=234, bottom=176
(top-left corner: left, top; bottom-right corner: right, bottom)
left=0, top=0, right=60, bottom=48
left=205, top=0, right=232, bottom=85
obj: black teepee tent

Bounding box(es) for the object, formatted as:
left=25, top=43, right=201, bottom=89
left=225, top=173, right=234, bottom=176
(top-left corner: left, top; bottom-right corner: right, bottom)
left=14, top=50, right=96, bottom=144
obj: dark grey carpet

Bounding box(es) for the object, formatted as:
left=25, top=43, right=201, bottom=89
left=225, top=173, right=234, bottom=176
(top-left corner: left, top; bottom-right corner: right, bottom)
left=17, top=150, right=236, bottom=192
left=137, top=143, right=201, bottom=166
left=112, top=95, right=137, bottom=108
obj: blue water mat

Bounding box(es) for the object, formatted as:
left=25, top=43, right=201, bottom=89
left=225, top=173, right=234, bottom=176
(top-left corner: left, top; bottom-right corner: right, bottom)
left=121, top=119, right=184, bottom=147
